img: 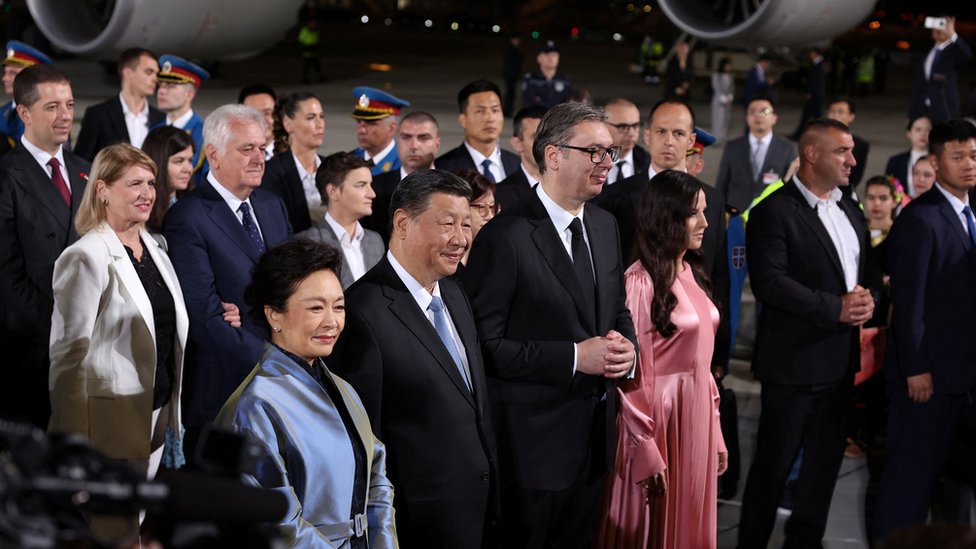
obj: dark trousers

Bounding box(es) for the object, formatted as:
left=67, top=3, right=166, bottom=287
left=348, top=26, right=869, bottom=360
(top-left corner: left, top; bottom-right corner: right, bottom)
left=738, top=375, right=852, bottom=549
left=873, top=387, right=967, bottom=541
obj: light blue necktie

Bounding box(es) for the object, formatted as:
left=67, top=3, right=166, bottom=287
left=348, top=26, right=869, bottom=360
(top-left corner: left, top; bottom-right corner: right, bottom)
left=428, top=295, right=472, bottom=391
left=963, top=205, right=976, bottom=249
left=480, top=158, right=496, bottom=183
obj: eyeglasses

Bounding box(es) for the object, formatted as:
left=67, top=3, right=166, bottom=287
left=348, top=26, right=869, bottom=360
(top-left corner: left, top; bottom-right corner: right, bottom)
left=608, top=122, right=641, bottom=132
left=748, top=108, right=774, bottom=118
left=557, top=144, right=621, bottom=164
left=470, top=202, right=498, bottom=217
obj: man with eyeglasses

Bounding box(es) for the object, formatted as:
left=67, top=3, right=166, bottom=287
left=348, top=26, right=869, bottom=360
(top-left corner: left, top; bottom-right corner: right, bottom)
left=716, top=94, right=797, bottom=213
left=464, top=102, right=636, bottom=549
left=603, top=98, right=649, bottom=184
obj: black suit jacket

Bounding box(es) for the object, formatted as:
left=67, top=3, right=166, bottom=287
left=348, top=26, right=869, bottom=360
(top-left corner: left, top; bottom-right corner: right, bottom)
left=330, top=257, right=498, bottom=548
left=435, top=142, right=520, bottom=179
left=463, top=191, right=636, bottom=491
left=360, top=169, right=400, bottom=244
left=0, top=143, right=90, bottom=424
left=595, top=169, right=732, bottom=367
left=884, top=150, right=911, bottom=190
left=632, top=145, right=651, bottom=175
left=908, top=36, right=973, bottom=123
left=261, top=152, right=318, bottom=233
left=74, top=97, right=165, bottom=162
left=851, top=134, right=870, bottom=188
left=495, top=166, right=535, bottom=211
left=747, top=178, right=879, bottom=385
left=886, top=188, right=976, bottom=393
left=716, top=134, right=797, bottom=212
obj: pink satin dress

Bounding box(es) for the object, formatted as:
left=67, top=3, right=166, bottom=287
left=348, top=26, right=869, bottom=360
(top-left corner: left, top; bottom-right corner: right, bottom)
left=597, top=262, right=726, bottom=549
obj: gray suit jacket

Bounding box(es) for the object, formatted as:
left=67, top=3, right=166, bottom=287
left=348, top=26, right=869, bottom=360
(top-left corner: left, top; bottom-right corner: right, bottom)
left=298, top=220, right=385, bottom=288
left=716, top=134, right=796, bottom=212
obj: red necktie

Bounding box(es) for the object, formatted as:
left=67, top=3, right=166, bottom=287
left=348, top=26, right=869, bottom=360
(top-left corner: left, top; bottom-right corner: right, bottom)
left=47, top=157, right=71, bottom=206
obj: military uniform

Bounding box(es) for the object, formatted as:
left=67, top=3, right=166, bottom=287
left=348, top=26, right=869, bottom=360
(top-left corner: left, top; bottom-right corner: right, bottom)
left=157, top=55, right=210, bottom=184
left=521, top=70, right=572, bottom=109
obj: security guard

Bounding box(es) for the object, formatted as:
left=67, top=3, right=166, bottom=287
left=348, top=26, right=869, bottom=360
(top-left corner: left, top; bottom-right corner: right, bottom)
left=351, top=86, right=410, bottom=175
left=0, top=41, right=53, bottom=151
left=521, top=40, right=572, bottom=109
left=156, top=54, right=210, bottom=184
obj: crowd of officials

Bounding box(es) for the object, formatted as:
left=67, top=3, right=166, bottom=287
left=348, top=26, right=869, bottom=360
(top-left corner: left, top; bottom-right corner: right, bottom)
left=0, top=14, right=973, bottom=548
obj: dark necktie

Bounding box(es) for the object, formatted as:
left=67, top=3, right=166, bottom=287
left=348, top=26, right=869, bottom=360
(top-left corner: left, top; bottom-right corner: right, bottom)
left=238, top=202, right=266, bottom=255
left=615, top=160, right=626, bottom=183
left=964, top=205, right=976, bottom=249
left=428, top=295, right=472, bottom=391
left=47, top=157, right=71, bottom=206
left=480, top=158, right=496, bottom=182
left=569, top=218, right=596, bottom=316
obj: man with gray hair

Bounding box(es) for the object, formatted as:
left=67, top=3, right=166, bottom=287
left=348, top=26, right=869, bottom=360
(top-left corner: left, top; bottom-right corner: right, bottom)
left=464, top=102, right=637, bottom=548
left=331, top=169, right=498, bottom=548
left=164, top=104, right=292, bottom=442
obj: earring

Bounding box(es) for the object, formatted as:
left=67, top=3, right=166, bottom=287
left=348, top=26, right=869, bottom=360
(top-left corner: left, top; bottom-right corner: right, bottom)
left=273, top=326, right=282, bottom=333
left=102, top=198, right=108, bottom=206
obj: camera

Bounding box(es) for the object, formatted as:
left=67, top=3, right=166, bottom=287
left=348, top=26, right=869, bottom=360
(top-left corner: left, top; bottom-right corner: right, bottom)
left=924, top=16, right=948, bottom=30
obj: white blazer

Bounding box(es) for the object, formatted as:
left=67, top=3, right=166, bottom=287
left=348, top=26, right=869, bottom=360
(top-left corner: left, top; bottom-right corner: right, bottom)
left=49, top=223, right=188, bottom=471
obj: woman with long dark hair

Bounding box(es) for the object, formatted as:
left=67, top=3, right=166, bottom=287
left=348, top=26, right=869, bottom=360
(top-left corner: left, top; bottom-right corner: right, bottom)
left=598, top=170, right=727, bottom=548
left=142, top=125, right=195, bottom=231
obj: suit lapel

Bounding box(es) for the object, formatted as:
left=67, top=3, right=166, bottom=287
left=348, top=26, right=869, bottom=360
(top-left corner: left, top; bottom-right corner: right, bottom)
left=201, top=181, right=263, bottom=263
left=441, top=282, right=485, bottom=401
left=787, top=180, right=847, bottom=285
left=108, top=99, right=130, bottom=143
left=526, top=194, right=597, bottom=333
left=934, top=192, right=973, bottom=250
left=99, top=228, right=156, bottom=353
left=142, top=229, right=189, bottom=351
left=379, top=260, right=476, bottom=408
left=12, top=146, right=71, bottom=228
left=251, top=190, right=288, bottom=247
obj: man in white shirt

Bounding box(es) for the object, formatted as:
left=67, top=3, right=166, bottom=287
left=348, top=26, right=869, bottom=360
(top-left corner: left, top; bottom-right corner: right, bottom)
left=298, top=152, right=384, bottom=288
left=74, top=48, right=165, bottom=161
left=436, top=79, right=520, bottom=180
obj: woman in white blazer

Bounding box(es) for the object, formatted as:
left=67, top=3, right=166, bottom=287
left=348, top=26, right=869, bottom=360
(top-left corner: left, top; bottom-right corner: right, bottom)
left=49, top=143, right=190, bottom=486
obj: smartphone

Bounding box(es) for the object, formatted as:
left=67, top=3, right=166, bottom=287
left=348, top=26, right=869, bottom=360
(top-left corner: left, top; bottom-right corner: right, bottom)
left=924, top=16, right=948, bottom=30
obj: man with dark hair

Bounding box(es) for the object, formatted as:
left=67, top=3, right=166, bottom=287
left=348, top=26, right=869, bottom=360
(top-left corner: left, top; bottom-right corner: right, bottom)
left=521, top=40, right=572, bottom=109
left=362, top=110, right=441, bottom=243
left=74, top=48, right=164, bottom=161
left=826, top=96, right=870, bottom=188
left=716, top=94, right=797, bottom=212
left=0, top=64, right=90, bottom=427
left=742, top=54, right=775, bottom=108
left=436, top=79, right=520, bottom=180
left=738, top=118, right=878, bottom=548
left=908, top=13, right=972, bottom=124
left=874, top=119, right=976, bottom=540
left=238, top=83, right=277, bottom=160
left=464, top=102, right=636, bottom=548
left=298, top=152, right=383, bottom=288
left=331, top=169, right=498, bottom=548
left=496, top=104, right=546, bottom=210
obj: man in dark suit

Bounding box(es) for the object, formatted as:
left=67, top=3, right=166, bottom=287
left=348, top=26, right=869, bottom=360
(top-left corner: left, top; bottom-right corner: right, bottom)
left=436, top=79, right=520, bottom=181
left=464, top=102, right=636, bottom=548
left=738, top=119, right=878, bottom=548
left=742, top=54, right=774, bottom=109
left=330, top=170, right=498, bottom=548
left=496, top=104, right=546, bottom=211
left=827, top=97, right=870, bottom=188
left=164, top=104, right=292, bottom=437
left=603, top=98, right=650, bottom=185
left=74, top=48, right=165, bottom=161
left=884, top=115, right=933, bottom=196
left=791, top=47, right=827, bottom=140
left=716, top=94, right=797, bottom=213
left=0, top=64, right=90, bottom=427
left=361, top=110, right=440, bottom=243
left=874, top=120, right=976, bottom=540
left=908, top=14, right=972, bottom=124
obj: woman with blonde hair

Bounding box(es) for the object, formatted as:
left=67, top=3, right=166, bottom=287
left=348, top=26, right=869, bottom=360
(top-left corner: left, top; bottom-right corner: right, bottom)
left=49, top=143, right=190, bottom=539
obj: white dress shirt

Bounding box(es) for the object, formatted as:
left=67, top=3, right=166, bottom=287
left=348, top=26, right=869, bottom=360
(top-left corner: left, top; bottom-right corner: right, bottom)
left=794, top=177, right=860, bottom=291
left=750, top=133, right=773, bottom=177
left=169, top=109, right=194, bottom=130
left=935, top=181, right=973, bottom=235
left=119, top=93, right=150, bottom=148
left=291, top=152, right=322, bottom=207
left=21, top=136, right=70, bottom=193
left=607, top=149, right=635, bottom=184
left=324, top=212, right=367, bottom=281
left=208, top=172, right=264, bottom=240
left=464, top=140, right=505, bottom=182
left=364, top=138, right=395, bottom=164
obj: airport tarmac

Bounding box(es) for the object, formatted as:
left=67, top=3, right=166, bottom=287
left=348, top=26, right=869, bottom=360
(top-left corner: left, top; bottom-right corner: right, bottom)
left=50, top=21, right=973, bottom=547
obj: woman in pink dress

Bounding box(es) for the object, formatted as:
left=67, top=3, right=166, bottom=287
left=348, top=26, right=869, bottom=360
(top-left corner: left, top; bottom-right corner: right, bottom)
left=598, top=170, right=728, bottom=548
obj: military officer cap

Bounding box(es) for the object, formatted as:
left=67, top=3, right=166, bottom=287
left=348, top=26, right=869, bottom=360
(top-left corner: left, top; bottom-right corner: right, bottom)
left=4, top=41, right=53, bottom=68
left=157, top=55, right=210, bottom=87
left=351, top=87, right=410, bottom=121
left=687, top=127, right=716, bottom=156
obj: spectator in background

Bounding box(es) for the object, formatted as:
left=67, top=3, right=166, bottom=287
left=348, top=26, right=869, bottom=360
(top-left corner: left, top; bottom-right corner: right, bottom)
left=742, top=54, right=774, bottom=109
left=297, top=17, right=324, bottom=84
left=885, top=116, right=932, bottom=197
left=453, top=168, right=497, bottom=271
left=911, top=155, right=937, bottom=195
left=827, top=97, right=870, bottom=189
left=437, top=79, right=520, bottom=181
left=142, top=125, right=195, bottom=231
left=497, top=104, right=546, bottom=211
left=262, top=92, right=325, bottom=233
left=238, top=84, right=277, bottom=160
left=604, top=98, right=650, bottom=185
left=664, top=41, right=694, bottom=100
left=502, top=34, right=523, bottom=117
left=791, top=48, right=826, bottom=140
left=522, top=40, right=572, bottom=109
left=351, top=86, right=410, bottom=176
left=298, top=152, right=383, bottom=289
left=156, top=55, right=209, bottom=185
left=710, top=57, right=735, bottom=143
left=908, top=13, right=972, bottom=124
